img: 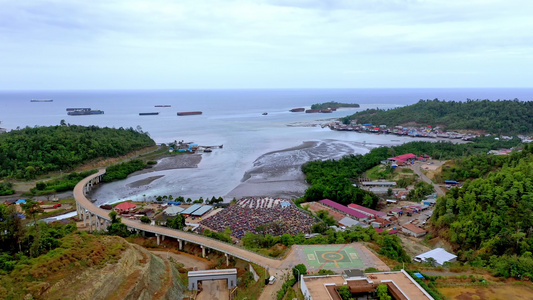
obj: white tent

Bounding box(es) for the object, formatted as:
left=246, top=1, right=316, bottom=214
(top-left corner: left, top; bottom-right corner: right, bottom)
left=414, top=248, right=457, bottom=266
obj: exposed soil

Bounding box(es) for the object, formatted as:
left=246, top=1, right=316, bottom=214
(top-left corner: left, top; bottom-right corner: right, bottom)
left=439, top=283, right=533, bottom=300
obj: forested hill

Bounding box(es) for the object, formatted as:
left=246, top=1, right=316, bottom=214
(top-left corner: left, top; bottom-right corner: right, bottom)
left=0, top=125, right=155, bottom=179
left=432, top=143, right=533, bottom=279
left=342, top=99, right=533, bottom=134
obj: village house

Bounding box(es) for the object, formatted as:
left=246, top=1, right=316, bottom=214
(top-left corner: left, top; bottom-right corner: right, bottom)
left=402, top=223, right=427, bottom=237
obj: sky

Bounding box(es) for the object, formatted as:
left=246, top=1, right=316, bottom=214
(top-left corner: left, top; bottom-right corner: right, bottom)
left=1, top=0, right=532, bottom=90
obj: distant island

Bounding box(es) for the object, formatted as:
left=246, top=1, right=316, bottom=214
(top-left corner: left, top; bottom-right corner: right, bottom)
left=310, top=101, right=360, bottom=110
left=341, top=99, right=533, bottom=135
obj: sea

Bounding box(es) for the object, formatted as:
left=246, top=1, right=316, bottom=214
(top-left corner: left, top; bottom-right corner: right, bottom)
left=1, top=88, right=532, bottom=204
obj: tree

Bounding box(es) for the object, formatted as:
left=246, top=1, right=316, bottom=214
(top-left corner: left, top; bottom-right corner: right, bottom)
left=167, top=214, right=186, bottom=230
left=140, top=216, right=151, bottom=224
left=337, top=285, right=352, bottom=300
left=22, top=199, right=43, bottom=226
left=107, top=211, right=131, bottom=237
left=377, top=284, right=391, bottom=300
left=292, top=264, right=307, bottom=281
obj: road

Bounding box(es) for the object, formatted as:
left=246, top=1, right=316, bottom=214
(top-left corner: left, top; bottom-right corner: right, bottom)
left=412, top=161, right=445, bottom=196
left=74, top=169, right=287, bottom=271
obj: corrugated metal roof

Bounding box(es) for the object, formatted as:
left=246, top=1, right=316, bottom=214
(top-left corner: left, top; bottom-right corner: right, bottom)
left=191, top=205, right=213, bottom=216
left=348, top=204, right=387, bottom=217
left=319, top=199, right=367, bottom=219
left=180, top=204, right=203, bottom=215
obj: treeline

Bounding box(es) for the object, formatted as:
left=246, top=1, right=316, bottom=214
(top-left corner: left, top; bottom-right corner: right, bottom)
left=102, top=159, right=147, bottom=182
left=311, top=101, right=360, bottom=109
left=0, top=181, right=14, bottom=196
left=341, top=99, right=533, bottom=134
left=301, top=138, right=522, bottom=208
left=432, top=143, right=533, bottom=280
left=31, top=170, right=98, bottom=195
left=0, top=124, right=155, bottom=179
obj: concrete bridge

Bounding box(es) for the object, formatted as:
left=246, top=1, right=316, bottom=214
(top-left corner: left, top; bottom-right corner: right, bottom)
left=74, top=169, right=285, bottom=269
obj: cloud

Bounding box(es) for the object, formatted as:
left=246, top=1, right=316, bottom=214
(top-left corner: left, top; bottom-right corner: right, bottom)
left=0, top=0, right=532, bottom=89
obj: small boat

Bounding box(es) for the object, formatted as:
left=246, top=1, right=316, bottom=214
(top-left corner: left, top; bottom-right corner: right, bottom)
left=139, top=112, right=159, bottom=116
left=177, top=111, right=202, bottom=116
left=204, top=148, right=212, bottom=152
left=262, top=112, right=268, bottom=115
left=31, top=99, right=53, bottom=102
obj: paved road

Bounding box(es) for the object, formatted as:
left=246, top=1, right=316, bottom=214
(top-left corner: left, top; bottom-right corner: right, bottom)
left=74, top=169, right=286, bottom=270
left=412, top=162, right=445, bottom=196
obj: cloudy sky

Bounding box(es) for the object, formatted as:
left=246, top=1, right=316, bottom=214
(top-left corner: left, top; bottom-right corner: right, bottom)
left=1, top=0, right=532, bottom=89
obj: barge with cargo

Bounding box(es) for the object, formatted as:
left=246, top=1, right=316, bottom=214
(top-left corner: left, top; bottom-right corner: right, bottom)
left=177, top=111, right=202, bottom=116
left=67, top=108, right=104, bottom=115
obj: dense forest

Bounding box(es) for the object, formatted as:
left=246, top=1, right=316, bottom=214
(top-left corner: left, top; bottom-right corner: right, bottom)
left=311, top=101, right=360, bottom=109
left=341, top=99, right=533, bottom=134
left=302, top=137, right=523, bottom=208
left=0, top=124, right=155, bottom=179
left=432, top=143, right=533, bottom=280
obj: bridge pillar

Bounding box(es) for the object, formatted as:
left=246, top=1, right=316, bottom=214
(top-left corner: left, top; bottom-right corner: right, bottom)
left=177, top=239, right=183, bottom=250
left=161, top=235, right=165, bottom=241
left=201, top=246, right=206, bottom=258
left=156, top=234, right=160, bottom=245
left=225, top=253, right=229, bottom=266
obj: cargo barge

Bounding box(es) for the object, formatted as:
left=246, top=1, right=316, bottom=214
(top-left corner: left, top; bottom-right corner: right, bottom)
left=177, top=111, right=202, bottom=116
left=290, top=108, right=305, bottom=112
left=66, top=108, right=90, bottom=111
left=67, top=108, right=104, bottom=115
left=305, top=109, right=321, bottom=113
left=139, top=112, right=159, bottom=116
left=31, top=99, right=53, bottom=102
left=155, top=105, right=171, bottom=107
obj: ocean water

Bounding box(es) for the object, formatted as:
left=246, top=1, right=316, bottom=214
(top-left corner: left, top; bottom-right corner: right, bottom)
left=1, top=88, right=532, bottom=202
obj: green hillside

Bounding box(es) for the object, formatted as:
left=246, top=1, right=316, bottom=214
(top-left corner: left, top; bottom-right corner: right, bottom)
left=432, top=143, right=533, bottom=280
left=311, top=101, right=359, bottom=109
left=0, top=124, right=155, bottom=179
left=342, top=99, right=533, bottom=134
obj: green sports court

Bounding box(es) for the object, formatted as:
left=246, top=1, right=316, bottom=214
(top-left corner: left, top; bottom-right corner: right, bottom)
left=303, top=245, right=365, bottom=270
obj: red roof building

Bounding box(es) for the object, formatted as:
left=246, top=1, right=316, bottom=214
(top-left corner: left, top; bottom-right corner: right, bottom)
left=114, top=202, right=137, bottom=214
left=348, top=204, right=387, bottom=218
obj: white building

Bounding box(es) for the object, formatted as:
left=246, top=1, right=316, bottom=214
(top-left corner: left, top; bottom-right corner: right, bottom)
left=414, top=248, right=457, bottom=266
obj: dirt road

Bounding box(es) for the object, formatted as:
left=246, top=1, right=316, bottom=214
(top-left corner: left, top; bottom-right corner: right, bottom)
left=412, top=161, right=445, bottom=196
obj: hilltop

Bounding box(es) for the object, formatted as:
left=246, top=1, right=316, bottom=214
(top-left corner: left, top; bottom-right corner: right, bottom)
left=0, top=124, right=155, bottom=180
left=0, top=232, right=185, bottom=299
left=341, top=99, right=533, bottom=135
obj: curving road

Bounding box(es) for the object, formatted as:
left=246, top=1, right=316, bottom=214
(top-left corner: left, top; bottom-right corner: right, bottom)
left=412, top=162, right=445, bottom=196
left=74, top=169, right=286, bottom=270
